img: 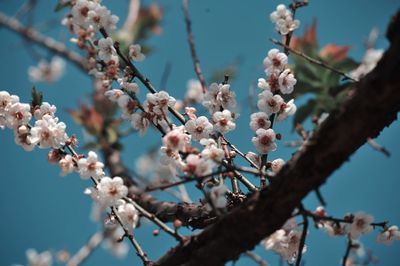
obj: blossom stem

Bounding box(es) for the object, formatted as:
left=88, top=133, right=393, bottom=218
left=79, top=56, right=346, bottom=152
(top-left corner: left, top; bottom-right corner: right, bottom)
left=296, top=205, right=308, bottom=266
left=99, top=28, right=187, bottom=125
left=182, top=0, right=208, bottom=94
left=269, top=38, right=357, bottom=82
left=66, top=231, right=105, bottom=266
left=244, top=251, right=269, bottom=266
left=342, top=238, right=353, bottom=266
left=123, top=197, right=184, bottom=242
left=111, top=207, right=153, bottom=265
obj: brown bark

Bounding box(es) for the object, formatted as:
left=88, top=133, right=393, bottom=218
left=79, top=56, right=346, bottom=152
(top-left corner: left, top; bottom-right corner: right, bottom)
left=155, top=11, right=400, bottom=266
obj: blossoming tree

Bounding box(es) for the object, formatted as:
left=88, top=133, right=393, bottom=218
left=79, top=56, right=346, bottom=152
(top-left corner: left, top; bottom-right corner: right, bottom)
left=0, top=0, right=400, bottom=265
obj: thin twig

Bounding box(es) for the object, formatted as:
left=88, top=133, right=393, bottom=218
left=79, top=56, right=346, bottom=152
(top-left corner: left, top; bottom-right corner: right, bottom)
left=182, top=0, right=207, bottom=93
left=315, top=188, right=326, bottom=206
left=244, top=251, right=269, bottom=266
left=270, top=38, right=357, bottom=82
left=123, top=197, right=184, bottom=242
left=342, top=238, right=353, bottom=266
left=367, top=137, right=391, bottom=157
left=0, top=12, right=88, bottom=71
left=111, top=208, right=152, bottom=265
left=66, top=231, right=105, bottom=266
left=296, top=206, right=308, bottom=266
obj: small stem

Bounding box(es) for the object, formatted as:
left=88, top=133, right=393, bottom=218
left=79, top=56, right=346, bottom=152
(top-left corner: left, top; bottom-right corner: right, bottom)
left=244, top=251, right=269, bottom=266
left=270, top=38, right=357, bottom=82
left=182, top=0, right=207, bottom=93
left=111, top=208, right=152, bottom=265
left=123, top=197, right=184, bottom=242
left=66, top=231, right=105, bottom=266
left=296, top=206, right=308, bottom=266
left=342, top=238, right=353, bottom=266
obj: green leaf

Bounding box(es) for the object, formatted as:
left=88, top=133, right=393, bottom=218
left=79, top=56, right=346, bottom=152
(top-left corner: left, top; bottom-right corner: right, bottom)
left=54, top=1, right=72, bottom=12
left=106, top=127, right=118, bottom=144
left=31, top=87, right=43, bottom=107
left=293, top=99, right=316, bottom=128
left=83, top=142, right=100, bottom=150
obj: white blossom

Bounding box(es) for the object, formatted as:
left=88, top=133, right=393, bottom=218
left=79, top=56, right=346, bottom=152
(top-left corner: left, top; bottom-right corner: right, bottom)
left=128, top=44, right=145, bottom=62
left=0, top=91, right=20, bottom=123
left=377, top=225, right=400, bottom=245
left=271, top=158, right=285, bottom=173
left=202, top=83, right=236, bottom=114
left=77, top=151, right=105, bottom=179
left=263, top=48, right=288, bottom=73
left=97, top=176, right=128, bottom=206
left=104, top=89, right=125, bottom=105
left=262, top=218, right=307, bottom=264
left=6, top=102, right=32, bottom=129
left=162, top=126, right=190, bottom=152
left=145, top=91, right=176, bottom=116
left=349, top=212, right=374, bottom=239
left=130, top=113, right=150, bottom=136
left=277, top=99, right=297, bottom=121
left=14, top=125, right=35, bottom=151
left=250, top=112, right=271, bottom=131
left=213, top=110, right=236, bottom=134
left=252, top=128, right=277, bottom=154
left=257, top=90, right=284, bottom=115
left=98, top=37, right=118, bottom=63
left=59, top=155, right=75, bottom=176
left=270, top=4, right=300, bottom=35
left=185, top=79, right=203, bottom=103
left=28, top=57, right=65, bottom=83
left=185, top=116, right=213, bottom=140
left=350, top=48, right=384, bottom=80
left=184, top=154, right=213, bottom=177
left=278, top=69, right=297, bottom=94
left=26, top=249, right=52, bottom=266
left=201, top=145, right=224, bottom=163
left=103, top=227, right=129, bottom=258
left=116, top=202, right=139, bottom=234
left=33, top=102, right=57, bottom=120
left=216, top=84, right=236, bottom=110
left=30, top=114, right=68, bottom=149
left=209, top=184, right=229, bottom=208
left=118, top=78, right=139, bottom=94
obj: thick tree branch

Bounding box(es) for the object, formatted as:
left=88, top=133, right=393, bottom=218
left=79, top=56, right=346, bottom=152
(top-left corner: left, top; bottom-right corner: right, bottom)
left=0, top=11, right=89, bottom=71
left=99, top=138, right=213, bottom=229
left=155, top=12, right=400, bottom=266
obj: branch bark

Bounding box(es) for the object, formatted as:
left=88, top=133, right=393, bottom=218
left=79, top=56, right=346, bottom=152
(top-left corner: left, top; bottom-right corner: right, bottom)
left=0, top=11, right=89, bottom=72
left=99, top=137, right=213, bottom=229
left=155, top=11, right=400, bottom=266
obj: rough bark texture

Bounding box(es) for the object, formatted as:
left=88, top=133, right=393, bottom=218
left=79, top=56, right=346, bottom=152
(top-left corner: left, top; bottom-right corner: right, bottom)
left=100, top=137, right=213, bottom=229
left=155, top=12, right=400, bottom=266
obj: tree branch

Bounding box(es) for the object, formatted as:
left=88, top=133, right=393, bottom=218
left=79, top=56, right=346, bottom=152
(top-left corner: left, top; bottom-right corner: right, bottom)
left=155, top=11, right=400, bottom=266
left=0, top=11, right=89, bottom=71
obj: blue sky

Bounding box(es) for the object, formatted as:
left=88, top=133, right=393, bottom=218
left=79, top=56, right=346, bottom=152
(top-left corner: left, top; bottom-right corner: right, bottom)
left=0, top=0, right=399, bottom=265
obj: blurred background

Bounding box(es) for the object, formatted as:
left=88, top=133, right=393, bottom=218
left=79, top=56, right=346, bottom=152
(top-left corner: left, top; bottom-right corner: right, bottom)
left=0, top=0, right=399, bottom=265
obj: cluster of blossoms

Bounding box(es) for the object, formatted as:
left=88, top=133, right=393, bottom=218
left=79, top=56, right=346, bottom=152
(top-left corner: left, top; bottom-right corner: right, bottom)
left=270, top=4, right=300, bottom=35
left=313, top=207, right=400, bottom=245
left=28, top=56, right=65, bottom=83
left=262, top=218, right=306, bottom=264
left=250, top=52, right=296, bottom=154
left=0, top=91, right=68, bottom=151
left=1, top=90, right=139, bottom=237
left=63, top=0, right=119, bottom=34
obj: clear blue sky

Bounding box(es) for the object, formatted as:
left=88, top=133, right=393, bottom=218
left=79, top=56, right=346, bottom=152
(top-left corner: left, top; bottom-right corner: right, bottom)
left=0, top=0, right=399, bottom=265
